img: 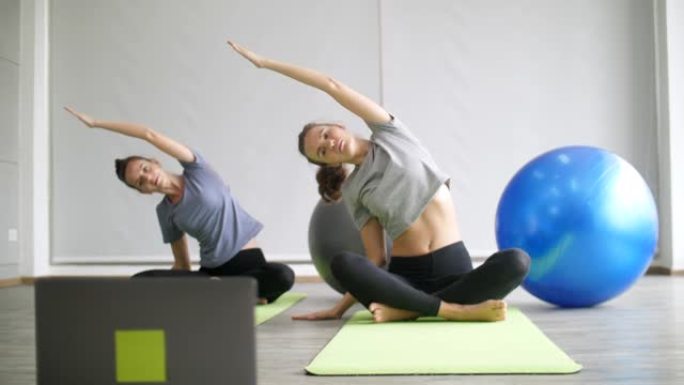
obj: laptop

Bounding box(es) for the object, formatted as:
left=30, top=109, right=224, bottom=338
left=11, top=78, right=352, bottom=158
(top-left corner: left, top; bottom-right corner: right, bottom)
left=35, top=277, right=257, bottom=385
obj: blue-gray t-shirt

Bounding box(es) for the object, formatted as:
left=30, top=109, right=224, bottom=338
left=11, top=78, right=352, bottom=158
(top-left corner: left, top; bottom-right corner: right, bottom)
left=156, top=151, right=263, bottom=268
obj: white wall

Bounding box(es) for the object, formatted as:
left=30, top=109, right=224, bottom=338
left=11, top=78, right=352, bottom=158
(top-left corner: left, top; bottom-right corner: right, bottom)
left=654, top=0, right=684, bottom=271
left=14, top=0, right=681, bottom=277
left=0, top=0, right=21, bottom=279
left=48, top=0, right=379, bottom=274
left=381, top=0, right=658, bottom=255
left=19, top=0, right=50, bottom=277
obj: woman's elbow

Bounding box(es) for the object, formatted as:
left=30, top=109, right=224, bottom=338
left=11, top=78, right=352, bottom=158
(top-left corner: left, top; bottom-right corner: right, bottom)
left=324, top=76, right=342, bottom=94
left=369, top=254, right=387, bottom=268
left=142, top=127, right=159, bottom=142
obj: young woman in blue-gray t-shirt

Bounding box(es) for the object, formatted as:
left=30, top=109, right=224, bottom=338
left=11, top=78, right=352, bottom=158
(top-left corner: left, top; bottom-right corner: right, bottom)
left=64, top=106, right=293, bottom=303
left=230, top=42, right=530, bottom=321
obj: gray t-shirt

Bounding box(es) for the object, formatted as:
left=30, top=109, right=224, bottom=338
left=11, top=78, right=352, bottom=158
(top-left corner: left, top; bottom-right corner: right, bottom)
left=341, top=116, right=449, bottom=240
left=156, top=151, right=263, bottom=268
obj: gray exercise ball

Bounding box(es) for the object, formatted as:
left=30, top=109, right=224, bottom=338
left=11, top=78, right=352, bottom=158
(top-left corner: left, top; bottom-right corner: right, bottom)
left=308, top=199, right=391, bottom=293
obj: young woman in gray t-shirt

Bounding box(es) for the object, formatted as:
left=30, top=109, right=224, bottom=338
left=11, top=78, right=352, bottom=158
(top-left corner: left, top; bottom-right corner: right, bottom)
left=230, top=42, right=530, bottom=322
left=64, top=107, right=294, bottom=303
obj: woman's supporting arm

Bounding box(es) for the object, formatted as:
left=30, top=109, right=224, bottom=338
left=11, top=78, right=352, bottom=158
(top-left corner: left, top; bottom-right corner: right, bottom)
left=170, top=235, right=191, bottom=270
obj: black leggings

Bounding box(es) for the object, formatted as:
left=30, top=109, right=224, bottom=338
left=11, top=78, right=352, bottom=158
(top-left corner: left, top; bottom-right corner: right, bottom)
left=330, top=242, right=530, bottom=316
left=132, top=248, right=295, bottom=303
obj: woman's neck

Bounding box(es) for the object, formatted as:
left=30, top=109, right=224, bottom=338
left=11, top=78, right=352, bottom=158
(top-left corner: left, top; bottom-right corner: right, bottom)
left=163, top=174, right=185, bottom=203
left=350, top=138, right=371, bottom=165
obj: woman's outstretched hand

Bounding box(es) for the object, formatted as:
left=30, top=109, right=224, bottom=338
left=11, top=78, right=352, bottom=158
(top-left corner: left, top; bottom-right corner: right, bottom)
left=64, top=106, right=97, bottom=128
left=227, top=41, right=266, bottom=68
left=292, top=307, right=342, bottom=321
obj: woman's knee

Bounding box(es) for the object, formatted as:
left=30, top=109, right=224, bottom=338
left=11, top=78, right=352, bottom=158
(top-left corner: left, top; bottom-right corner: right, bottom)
left=268, top=263, right=295, bottom=291
left=501, top=248, right=531, bottom=280
left=330, top=252, right=367, bottom=281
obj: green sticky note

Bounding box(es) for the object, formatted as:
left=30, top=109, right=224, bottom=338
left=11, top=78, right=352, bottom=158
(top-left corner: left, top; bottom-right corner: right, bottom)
left=115, top=330, right=167, bottom=383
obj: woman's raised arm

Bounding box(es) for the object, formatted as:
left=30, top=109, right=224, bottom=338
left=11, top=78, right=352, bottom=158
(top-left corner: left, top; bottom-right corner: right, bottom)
left=64, top=107, right=194, bottom=163
left=228, top=41, right=391, bottom=125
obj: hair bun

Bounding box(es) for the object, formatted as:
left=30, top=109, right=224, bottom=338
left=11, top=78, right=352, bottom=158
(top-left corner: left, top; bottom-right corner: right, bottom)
left=114, top=158, right=127, bottom=183
left=316, top=166, right=347, bottom=202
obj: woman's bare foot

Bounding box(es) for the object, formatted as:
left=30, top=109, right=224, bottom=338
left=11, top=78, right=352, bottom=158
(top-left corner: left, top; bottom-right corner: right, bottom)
left=369, top=303, right=420, bottom=323
left=438, top=299, right=507, bottom=322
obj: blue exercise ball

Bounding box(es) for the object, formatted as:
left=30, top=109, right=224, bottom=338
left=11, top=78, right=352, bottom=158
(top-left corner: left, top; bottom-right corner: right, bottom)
left=495, top=146, right=658, bottom=308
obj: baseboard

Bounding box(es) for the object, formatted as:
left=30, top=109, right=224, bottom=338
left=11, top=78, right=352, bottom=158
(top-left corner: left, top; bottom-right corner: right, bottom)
left=295, top=275, right=323, bottom=283
left=0, top=277, right=23, bottom=288
left=3, top=275, right=322, bottom=286
left=646, top=266, right=684, bottom=276
left=48, top=262, right=317, bottom=277
left=52, top=253, right=310, bottom=264
left=0, top=263, right=323, bottom=288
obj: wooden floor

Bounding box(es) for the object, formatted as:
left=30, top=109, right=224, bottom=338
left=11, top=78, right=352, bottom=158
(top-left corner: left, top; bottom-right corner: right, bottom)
left=1, top=276, right=682, bottom=384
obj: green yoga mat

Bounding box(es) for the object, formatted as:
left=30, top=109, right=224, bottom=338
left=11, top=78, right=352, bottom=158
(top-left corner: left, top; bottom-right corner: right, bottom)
left=306, top=307, right=582, bottom=375
left=254, top=292, right=306, bottom=325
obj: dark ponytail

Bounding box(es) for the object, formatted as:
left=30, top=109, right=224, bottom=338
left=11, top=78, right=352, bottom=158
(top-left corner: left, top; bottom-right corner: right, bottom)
left=316, top=166, right=347, bottom=202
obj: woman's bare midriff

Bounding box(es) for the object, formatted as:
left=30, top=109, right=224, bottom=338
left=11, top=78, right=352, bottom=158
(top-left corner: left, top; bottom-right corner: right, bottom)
left=242, top=239, right=259, bottom=250
left=390, top=184, right=462, bottom=257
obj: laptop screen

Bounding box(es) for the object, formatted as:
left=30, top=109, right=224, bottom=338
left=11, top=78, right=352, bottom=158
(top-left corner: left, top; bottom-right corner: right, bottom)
left=35, top=277, right=256, bottom=385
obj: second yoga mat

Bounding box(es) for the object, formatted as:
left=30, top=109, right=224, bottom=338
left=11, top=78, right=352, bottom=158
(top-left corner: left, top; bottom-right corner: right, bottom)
left=255, top=292, right=306, bottom=325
